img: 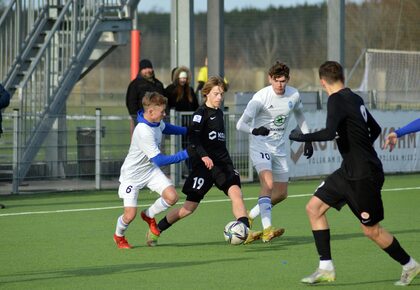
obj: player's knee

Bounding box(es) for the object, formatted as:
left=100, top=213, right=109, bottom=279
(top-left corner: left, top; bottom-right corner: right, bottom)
left=179, top=207, right=194, bottom=218
left=162, top=189, right=179, bottom=205
left=305, top=202, right=319, bottom=218
left=362, top=225, right=380, bottom=240
left=123, top=213, right=136, bottom=223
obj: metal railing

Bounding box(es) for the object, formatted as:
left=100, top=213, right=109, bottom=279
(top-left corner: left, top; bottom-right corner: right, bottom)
left=0, top=0, right=140, bottom=186
left=0, top=109, right=253, bottom=194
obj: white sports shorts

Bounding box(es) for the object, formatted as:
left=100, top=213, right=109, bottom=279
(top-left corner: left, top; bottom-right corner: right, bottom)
left=118, top=167, right=173, bottom=207
left=250, top=147, right=289, bottom=182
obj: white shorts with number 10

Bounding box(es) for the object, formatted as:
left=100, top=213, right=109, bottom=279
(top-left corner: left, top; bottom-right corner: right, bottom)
left=118, top=167, right=173, bottom=207
left=250, top=147, right=289, bottom=182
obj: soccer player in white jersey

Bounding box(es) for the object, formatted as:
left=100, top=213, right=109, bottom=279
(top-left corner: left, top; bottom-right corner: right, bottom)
left=113, top=92, right=191, bottom=249
left=236, top=61, right=313, bottom=243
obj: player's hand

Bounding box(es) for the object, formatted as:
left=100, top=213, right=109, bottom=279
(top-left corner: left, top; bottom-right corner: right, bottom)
left=303, top=142, right=313, bottom=159
left=251, top=126, right=270, bottom=136
left=383, top=132, right=398, bottom=152
left=289, top=129, right=305, bottom=142
left=201, top=156, right=213, bottom=170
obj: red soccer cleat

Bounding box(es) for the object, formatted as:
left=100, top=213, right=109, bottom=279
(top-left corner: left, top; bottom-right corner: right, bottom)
left=140, top=210, right=160, bottom=236
left=113, top=234, right=132, bottom=249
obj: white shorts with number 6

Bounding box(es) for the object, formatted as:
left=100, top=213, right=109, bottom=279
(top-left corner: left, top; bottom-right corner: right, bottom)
left=118, top=167, right=173, bottom=207
left=250, top=148, right=289, bottom=182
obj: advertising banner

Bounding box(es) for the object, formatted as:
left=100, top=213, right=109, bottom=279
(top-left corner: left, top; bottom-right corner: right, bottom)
left=286, top=110, right=419, bottom=178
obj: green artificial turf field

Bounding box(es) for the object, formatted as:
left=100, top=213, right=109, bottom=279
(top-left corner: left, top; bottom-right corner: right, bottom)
left=0, top=174, right=419, bottom=289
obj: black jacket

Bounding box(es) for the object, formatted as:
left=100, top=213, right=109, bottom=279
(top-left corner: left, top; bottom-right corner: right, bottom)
left=0, top=84, right=10, bottom=137
left=125, top=76, right=165, bottom=117
left=165, top=83, right=198, bottom=112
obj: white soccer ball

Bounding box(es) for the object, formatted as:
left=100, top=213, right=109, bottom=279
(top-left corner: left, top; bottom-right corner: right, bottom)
left=223, top=221, right=249, bottom=245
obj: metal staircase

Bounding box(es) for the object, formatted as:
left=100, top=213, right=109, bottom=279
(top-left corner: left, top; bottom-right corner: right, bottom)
left=0, top=0, right=140, bottom=188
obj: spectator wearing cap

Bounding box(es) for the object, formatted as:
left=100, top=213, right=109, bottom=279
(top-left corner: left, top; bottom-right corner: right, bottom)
left=126, top=59, right=165, bottom=127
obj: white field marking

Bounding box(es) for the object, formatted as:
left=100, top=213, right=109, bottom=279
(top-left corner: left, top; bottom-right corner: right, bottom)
left=0, top=186, right=419, bottom=218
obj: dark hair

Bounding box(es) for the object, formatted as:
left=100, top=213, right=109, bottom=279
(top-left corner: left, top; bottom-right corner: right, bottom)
left=142, top=92, right=167, bottom=109
left=201, top=76, right=227, bottom=98
left=173, top=66, right=193, bottom=103
left=319, top=61, right=345, bottom=84
left=268, top=61, right=290, bottom=79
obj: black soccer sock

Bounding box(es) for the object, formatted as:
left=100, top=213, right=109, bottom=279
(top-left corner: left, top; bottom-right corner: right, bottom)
left=237, top=216, right=250, bottom=228
left=157, top=216, right=172, bottom=233
left=383, top=237, right=410, bottom=265
left=313, top=229, right=332, bottom=260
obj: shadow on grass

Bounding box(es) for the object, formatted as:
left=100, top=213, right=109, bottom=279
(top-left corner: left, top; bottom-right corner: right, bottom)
left=0, top=257, right=249, bottom=285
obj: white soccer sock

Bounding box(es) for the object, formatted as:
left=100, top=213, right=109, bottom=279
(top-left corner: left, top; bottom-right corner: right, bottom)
left=249, top=204, right=260, bottom=219
left=319, top=260, right=334, bottom=271
left=258, top=196, right=272, bottom=229
left=115, top=215, right=129, bottom=237
left=146, top=197, right=171, bottom=218
left=403, top=257, right=418, bottom=270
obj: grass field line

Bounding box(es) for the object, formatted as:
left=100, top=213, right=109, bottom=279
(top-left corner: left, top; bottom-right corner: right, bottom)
left=0, top=186, right=419, bottom=218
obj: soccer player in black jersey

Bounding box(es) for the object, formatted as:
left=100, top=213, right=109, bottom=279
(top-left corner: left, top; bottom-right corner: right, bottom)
left=146, top=76, right=261, bottom=246
left=289, top=61, right=419, bottom=286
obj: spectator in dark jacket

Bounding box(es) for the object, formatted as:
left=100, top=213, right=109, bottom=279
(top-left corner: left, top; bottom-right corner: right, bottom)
left=0, top=84, right=10, bottom=138
left=126, top=59, right=165, bottom=127
left=0, top=84, right=10, bottom=209
left=165, top=66, right=198, bottom=112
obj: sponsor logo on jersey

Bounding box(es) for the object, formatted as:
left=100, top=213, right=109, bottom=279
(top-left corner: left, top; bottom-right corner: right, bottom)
left=210, top=116, right=216, bottom=120
left=209, top=131, right=217, bottom=140
left=274, top=115, right=286, bottom=127
left=193, top=115, right=202, bottom=123
left=208, top=131, right=225, bottom=141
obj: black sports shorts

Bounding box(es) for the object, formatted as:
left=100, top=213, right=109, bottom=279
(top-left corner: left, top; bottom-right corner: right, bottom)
left=182, top=162, right=241, bottom=203
left=314, top=167, right=385, bottom=226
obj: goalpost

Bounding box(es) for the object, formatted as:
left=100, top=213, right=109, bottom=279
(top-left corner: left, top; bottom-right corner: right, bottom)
left=356, top=49, right=420, bottom=109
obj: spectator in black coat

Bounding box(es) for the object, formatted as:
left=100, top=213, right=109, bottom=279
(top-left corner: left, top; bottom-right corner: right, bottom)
left=126, top=59, right=165, bottom=127
left=165, top=66, right=198, bottom=112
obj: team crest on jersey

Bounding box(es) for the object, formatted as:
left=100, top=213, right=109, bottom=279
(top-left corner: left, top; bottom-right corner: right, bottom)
left=274, top=115, right=286, bottom=126
left=288, top=101, right=293, bottom=109
left=193, top=115, right=202, bottom=123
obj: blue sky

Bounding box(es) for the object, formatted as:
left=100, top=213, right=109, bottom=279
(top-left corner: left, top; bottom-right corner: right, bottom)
left=138, top=0, right=329, bottom=13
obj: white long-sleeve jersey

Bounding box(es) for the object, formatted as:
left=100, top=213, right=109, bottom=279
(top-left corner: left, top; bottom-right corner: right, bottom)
left=236, top=85, right=309, bottom=156
left=119, top=121, right=165, bottom=183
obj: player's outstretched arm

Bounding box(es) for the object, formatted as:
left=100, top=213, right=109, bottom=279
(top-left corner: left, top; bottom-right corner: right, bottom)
left=162, top=122, right=187, bottom=135
left=150, top=150, right=188, bottom=167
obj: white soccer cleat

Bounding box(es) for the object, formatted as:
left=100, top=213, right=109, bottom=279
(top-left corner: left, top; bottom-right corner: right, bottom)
left=301, top=268, right=336, bottom=284
left=395, top=262, right=420, bottom=286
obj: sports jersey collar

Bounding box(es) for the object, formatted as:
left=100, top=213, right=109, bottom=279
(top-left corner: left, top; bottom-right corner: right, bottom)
left=136, top=110, right=160, bottom=127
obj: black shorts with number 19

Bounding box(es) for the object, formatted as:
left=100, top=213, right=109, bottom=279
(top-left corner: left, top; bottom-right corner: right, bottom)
left=182, top=162, right=241, bottom=203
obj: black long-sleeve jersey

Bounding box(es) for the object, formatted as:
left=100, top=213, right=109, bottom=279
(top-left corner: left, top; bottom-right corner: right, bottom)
left=189, top=104, right=232, bottom=166
left=303, top=88, right=382, bottom=179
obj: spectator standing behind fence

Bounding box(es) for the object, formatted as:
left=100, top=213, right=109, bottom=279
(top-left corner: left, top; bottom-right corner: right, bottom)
left=383, top=118, right=420, bottom=152
left=0, top=84, right=11, bottom=209
left=126, top=59, right=165, bottom=129
left=166, top=66, right=198, bottom=112
left=165, top=66, right=198, bottom=176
